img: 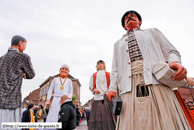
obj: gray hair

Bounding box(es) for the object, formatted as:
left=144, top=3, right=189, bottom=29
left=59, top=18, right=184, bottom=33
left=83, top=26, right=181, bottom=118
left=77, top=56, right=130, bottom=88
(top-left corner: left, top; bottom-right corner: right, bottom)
left=11, top=35, right=26, bottom=46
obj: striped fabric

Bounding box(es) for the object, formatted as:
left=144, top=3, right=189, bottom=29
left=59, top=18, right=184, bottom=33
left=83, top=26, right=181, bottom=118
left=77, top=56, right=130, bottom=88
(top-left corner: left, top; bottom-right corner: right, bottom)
left=88, top=95, right=116, bottom=130
left=128, top=30, right=143, bottom=62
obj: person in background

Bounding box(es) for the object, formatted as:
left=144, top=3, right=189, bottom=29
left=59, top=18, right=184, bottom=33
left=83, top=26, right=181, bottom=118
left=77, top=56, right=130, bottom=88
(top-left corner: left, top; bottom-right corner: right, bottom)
left=75, top=105, right=81, bottom=126
left=185, top=99, right=190, bottom=107
left=58, top=95, right=76, bottom=130
left=21, top=103, right=28, bottom=120
left=81, top=109, right=85, bottom=120
left=22, top=103, right=35, bottom=130
left=85, top=108, right=91, bottom=126
left=34, top=106, right=38, bottom=122
left=79, top=109, right=82, bottom=123
left=188, top=100, right=194, bottom=119
left=188, top=101, right=194, bottom=110
left=45, top=105, right=49, bottom=122
left=36, top=105, right=46, bottom=128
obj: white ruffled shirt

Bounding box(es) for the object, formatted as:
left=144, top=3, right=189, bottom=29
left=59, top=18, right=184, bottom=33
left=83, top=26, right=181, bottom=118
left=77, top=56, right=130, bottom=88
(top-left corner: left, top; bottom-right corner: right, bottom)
left=89, top=70, right=108, bottom=100
left=47, top=77, right=73, bottom=100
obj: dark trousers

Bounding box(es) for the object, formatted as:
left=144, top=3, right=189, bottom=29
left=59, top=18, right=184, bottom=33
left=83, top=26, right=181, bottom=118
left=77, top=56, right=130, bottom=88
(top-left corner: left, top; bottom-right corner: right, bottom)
left=76, top=116, right=80, bottom=126
left=86, top=117, right=89, bottom=126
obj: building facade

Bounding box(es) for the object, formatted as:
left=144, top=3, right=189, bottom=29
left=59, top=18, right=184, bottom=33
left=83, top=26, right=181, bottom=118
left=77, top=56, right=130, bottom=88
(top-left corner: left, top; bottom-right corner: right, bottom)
left=82, top=98, right=93, bottom=110
left=22, top=88, right=40, bottom=108
left=178, top=86, right=194, bottom=102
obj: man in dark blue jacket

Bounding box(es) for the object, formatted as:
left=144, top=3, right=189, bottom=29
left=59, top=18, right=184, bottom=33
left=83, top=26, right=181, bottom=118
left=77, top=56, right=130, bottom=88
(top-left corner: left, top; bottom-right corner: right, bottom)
left=22, top=104, right=35, bottom=130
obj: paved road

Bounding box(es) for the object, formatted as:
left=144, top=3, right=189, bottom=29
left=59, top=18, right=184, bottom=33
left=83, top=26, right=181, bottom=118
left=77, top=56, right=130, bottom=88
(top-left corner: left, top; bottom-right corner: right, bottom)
left=76, top=119, right=88, bottom=130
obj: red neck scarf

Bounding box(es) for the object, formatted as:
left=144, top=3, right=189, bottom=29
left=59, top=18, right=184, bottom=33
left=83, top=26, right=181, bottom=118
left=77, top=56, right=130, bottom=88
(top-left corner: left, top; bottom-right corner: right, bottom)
left=127, top=26, right=139, bottom=31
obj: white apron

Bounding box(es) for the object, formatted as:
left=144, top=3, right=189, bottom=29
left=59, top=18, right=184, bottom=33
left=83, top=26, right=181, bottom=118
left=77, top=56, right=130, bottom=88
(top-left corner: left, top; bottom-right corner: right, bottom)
left=46, top=96, right=61, bottom=122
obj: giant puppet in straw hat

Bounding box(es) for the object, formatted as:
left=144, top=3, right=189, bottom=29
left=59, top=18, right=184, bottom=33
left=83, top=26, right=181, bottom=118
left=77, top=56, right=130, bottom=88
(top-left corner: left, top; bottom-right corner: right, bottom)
left=106, top=10, right=191, bottom=130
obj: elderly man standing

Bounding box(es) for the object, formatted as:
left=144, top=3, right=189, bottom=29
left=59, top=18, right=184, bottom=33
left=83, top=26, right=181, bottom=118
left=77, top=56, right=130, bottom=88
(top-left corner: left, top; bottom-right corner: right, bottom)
left=46, top=64, right=73, bottom=124
left=0, top=35, right=35, bottom=128
left=107, top=10, right=191, bottom=130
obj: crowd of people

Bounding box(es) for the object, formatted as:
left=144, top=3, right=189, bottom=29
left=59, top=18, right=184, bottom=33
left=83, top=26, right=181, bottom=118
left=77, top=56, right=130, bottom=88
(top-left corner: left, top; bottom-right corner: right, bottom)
left=21, top=104, right=48, bottom=123
left=20, top=102, right=91, bottom=129
left=75, top=106, right=91, bottom=126
left=184, top=99, right=194, bottom=118
left=21, top=104, right=48, bottom=130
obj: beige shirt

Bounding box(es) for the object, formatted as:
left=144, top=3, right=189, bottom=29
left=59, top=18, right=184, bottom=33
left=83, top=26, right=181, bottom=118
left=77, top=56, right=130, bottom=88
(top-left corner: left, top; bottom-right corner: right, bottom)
left=89, top=70, right=108, bottom=100
left=109, top=28, right=181, bottom=95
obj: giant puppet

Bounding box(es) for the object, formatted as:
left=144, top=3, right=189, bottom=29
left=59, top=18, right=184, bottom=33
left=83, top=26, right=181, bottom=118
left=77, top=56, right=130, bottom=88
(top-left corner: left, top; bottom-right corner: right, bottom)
left=0, top=35, right=35, bottom=129
left=107, top=10, right=191, bottom=130
left=46, top=64, right=73, bottom=124
left=89, top=60, right=116, bottom=130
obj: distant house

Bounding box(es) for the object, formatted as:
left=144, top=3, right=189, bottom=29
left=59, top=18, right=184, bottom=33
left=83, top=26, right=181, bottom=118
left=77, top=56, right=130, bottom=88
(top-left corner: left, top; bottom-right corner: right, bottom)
left=82, top=98, right=93, bottom=110
left=178, top=86, right=194, bottom=102
left=22, top=88, right=40, bottom=108
left=39, top=74, right=81, bottom=108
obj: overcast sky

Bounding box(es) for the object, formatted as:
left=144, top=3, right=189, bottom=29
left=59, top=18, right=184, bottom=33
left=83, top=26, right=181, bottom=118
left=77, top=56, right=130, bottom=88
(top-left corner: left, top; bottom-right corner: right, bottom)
left=0, top=0, right=193, bottom=105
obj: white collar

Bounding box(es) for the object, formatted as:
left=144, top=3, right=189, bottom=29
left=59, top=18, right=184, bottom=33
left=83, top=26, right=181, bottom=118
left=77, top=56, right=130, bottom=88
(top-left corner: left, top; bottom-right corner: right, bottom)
left=64, top=99, right=71, bottom=103
left=8, top=47, right=20, bottom=52
left=123, top=28, right=141, bottom=37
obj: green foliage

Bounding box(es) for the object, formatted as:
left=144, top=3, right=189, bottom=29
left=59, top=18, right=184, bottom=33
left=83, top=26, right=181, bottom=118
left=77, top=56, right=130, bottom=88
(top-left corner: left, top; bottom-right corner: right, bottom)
left=71, top=94, right=77, bottom=103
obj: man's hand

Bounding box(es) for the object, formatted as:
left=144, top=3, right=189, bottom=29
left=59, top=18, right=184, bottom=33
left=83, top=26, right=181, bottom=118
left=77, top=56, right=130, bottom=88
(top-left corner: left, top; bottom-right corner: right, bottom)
left=94, top=89, right=100, bottom=94
left=23, top=73, right=26, bottom=79
left=107, top=91, right=116, bottom=101
left=46, top=99, right=50, bottom=107
left=169, top=62, right=187, bottom=81
left=186, top=77, right=194, bottom=87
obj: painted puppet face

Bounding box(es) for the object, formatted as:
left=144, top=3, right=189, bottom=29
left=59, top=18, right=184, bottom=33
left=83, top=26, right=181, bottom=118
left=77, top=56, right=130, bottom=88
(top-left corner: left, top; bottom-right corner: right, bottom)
left=124, top=13, right=142, bottom=30
left=97, top=62, right=105, bottom=70
left=60, top=67, right=69, bottom=78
